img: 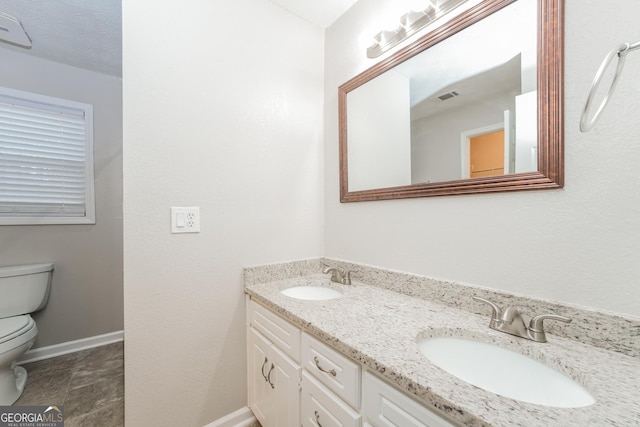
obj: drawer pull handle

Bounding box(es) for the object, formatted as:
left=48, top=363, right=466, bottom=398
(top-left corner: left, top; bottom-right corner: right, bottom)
left=313, top=356, right=336, bottom=377
left=261, top=357, right=269, bottom=381
left=314, top=410, right=323, bottom=427
left=267, top=363, right=275, bottom=389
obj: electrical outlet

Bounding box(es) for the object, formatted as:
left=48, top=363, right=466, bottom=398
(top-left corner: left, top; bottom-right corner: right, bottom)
left=171, top=207, right=200, bottom=233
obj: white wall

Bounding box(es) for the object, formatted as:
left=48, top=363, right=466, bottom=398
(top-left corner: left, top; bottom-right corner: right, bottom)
left=515, top=91, right=538, bottom=172
left=325, top=0, right=640, bottom=318
left=0, top=48, right=123, bottom=347
left=411, top=91, right=514, bottom=183
left=348, top=70, right=411, bottom=191
left=122, top=0, right=324, bottom=425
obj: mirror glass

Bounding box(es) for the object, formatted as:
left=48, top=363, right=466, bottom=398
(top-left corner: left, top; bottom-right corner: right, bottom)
left=339, top=0, right=563, bottom=201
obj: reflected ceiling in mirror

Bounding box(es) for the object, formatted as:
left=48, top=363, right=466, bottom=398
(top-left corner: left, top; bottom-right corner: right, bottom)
left=338, top=0, right=563, bottom=202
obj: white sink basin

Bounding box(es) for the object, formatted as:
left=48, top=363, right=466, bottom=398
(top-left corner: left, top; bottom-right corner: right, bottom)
left=280, top=286, right=342, bottom=301
left=417, top=337, right=595, bottom=408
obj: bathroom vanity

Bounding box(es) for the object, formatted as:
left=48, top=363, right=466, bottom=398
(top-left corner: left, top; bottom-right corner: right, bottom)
left=244, top=261, right=640, bottom=427
left=247, top=298, right=456, bottom=427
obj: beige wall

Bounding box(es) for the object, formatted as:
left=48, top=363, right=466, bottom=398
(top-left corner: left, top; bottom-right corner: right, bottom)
left=0, top=48, right=123, bottom=347
left=122, top=0, right=324, bottom=425
left=324, top=0, right=640, bottom=318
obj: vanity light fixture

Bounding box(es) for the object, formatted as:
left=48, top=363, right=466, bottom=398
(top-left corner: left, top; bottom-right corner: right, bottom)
left=367, top=0, right=469, bottom=58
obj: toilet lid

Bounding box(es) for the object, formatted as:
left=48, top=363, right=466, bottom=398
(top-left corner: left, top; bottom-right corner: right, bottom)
left=0, top=315, right=34, bottom=344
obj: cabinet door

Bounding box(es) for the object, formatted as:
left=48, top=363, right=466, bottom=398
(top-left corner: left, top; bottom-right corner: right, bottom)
left=248, top=325, right=302, bottom=427
left=301, top=371, right=361, bottom=427
left=248, top=327, right=272, bottom=427
left=268, top=344, right=301, bottom=427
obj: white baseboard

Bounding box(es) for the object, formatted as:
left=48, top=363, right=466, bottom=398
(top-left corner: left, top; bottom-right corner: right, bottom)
left=203, top=407, right=257, bottom=427
left=17, top=330, right=124, bottom=364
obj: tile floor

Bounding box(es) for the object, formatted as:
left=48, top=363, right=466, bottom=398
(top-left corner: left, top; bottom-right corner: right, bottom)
left=13, top=341, right=124, bottom=427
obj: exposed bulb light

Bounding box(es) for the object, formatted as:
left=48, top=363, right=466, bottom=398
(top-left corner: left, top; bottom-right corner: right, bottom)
left=401, top=10, right=427, bottom=30
left=367, top=0, right=468, bottom=58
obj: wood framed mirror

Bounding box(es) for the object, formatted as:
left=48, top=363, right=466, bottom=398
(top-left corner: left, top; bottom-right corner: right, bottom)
left=338, top=0, right=563, bottom=202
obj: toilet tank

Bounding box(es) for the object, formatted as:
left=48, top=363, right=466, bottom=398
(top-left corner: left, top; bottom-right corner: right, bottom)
left=0, top=263, right=54, bottom=318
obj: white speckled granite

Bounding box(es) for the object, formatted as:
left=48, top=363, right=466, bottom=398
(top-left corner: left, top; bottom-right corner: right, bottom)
left=246, top=258, right=640, bottom=358
left=244, top=260, right=640, bottom=427
left=244, top=258, right=323, bottom=287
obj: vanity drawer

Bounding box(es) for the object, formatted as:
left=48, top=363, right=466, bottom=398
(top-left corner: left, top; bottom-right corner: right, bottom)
left=301, top=370, right=361, bottom=427
left=363, top=372, right=457, bottom=427
left=302, top=332, right=361, bottom=409
left=249, top=300, right=300, bottom=362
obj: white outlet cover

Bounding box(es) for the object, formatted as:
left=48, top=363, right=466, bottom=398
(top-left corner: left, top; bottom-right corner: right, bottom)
left=170, top=207, right=200, bottom=233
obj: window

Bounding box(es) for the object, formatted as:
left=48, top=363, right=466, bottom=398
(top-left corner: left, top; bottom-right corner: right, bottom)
left=0, top=87, right=94, bottom=225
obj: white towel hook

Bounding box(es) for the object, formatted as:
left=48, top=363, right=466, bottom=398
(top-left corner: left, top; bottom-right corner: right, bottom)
left=580, top=40, right=640, bottom=133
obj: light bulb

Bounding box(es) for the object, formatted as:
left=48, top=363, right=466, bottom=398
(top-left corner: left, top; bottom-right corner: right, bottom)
left=401, top=10, right=426, bottom=30
left=376, top=29, right=400, bottom=46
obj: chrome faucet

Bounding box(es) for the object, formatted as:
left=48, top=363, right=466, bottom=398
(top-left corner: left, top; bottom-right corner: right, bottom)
left=322, top=267, right=353, bottom=285
left=473, top=296, right=572, bottom=343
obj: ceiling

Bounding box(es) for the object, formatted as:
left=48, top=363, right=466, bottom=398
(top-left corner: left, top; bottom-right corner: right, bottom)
left=0, top=0, right=121, bottom=77
left=0, top=0, right=357, bottom=78
left=268, top=0, right=358, bottom=29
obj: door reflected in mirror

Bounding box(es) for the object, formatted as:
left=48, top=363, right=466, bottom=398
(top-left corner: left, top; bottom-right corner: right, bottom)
left=339, top=0, right=563, bottom=201
left=468, top=128, right=505, bottom=179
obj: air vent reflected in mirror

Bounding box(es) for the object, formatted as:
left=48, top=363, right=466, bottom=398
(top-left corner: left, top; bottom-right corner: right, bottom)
left=437, top=91, right=460, bottom=101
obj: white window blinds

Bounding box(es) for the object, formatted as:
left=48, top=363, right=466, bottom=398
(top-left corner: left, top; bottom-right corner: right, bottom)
left=0, top=87, right=95, bottom=224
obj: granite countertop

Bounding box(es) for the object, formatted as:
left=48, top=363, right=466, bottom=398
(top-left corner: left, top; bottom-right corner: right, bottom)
left=245, top=274, right=640, bottom=427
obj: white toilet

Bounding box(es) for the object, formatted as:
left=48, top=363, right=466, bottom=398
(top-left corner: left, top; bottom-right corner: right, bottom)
left=0, top=263, right=53, bottom=405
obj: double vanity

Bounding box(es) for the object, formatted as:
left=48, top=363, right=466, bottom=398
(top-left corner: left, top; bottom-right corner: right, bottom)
left=242, top=0, right=638, bottom=423
left=244, top=260, right=640, bottom=426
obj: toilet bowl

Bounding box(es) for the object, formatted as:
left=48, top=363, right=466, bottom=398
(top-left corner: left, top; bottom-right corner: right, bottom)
left=0, top=263, right=53, bottom=405
left=0, top=315, right=38, bottom=404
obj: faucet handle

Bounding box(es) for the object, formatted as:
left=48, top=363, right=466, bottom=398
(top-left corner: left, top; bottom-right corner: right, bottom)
left=473, top=296, right=502, bottom=319
left=528, top=314, right=572, bottom=343
left=343, top=270, right=355, bottom=285
left=529, top=314, right=572, bottom=332
left=323, top=267, right=344, bottom=283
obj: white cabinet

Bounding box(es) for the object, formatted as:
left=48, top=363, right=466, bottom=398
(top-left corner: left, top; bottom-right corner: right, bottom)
left=248, top=327, right=271, bottom=424
left=247, top=301, right=301, bottom=427
left=302, top=332, right=361, bottom=409
left=247, top=298, right=460, bottom=427
left=301, top=332, right=362, bottom=427
left=301, top=371, right=361, bottom=427
left=268, top=338, right=301, bottom=426
left=249, top=299, right=300, bottom=361
left=363, top=372, right=457, bottom=427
